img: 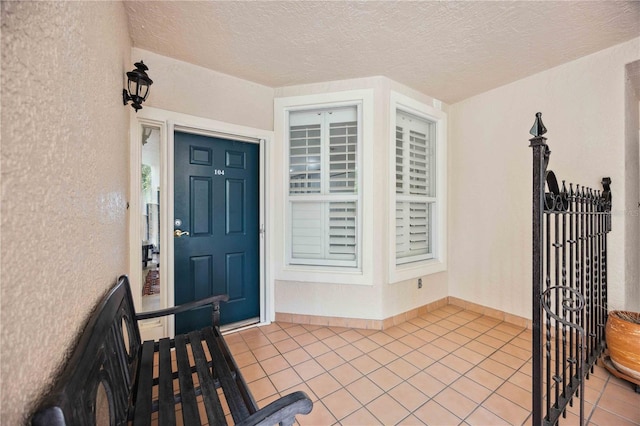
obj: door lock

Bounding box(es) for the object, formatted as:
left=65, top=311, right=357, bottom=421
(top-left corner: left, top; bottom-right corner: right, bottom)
left=174, top=229, right=190, bottom=238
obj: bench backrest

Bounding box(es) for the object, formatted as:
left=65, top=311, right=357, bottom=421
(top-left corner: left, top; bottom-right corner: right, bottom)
left=32, top=276, right=141, bottom=426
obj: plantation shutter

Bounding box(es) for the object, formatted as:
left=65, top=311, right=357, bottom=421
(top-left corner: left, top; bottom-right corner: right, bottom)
left=396, top=110, right=436, bottom=263
left=291, top=202, right=323, bottom=260
left=329, top=120, right=358, bottom=193
left=289, top=107, right=359, bottom=267
left=328, top=201, right=357, bottom=260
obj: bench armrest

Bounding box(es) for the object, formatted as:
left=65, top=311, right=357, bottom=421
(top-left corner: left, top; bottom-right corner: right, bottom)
left=235, top=391, right=313, bottom=426
left=135, top=293, right=229, bottom=321
left=31, top=406, right=66, bottom=426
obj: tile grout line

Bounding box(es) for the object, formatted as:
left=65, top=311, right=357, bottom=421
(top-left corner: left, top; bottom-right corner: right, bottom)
left=365, top=307, right=524, bottom=425
left=287, top=307, right=462, bottom=424
left=429, top=309, right=533, bottom=425
left=344, top=307, right=526, bottom=425
left=237, top=307, right=630, bottom=426
left=243, top=309, right=609, bottom=423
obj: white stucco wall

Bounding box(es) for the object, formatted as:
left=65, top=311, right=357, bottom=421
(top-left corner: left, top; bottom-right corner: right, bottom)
left=273, top=77, right=450, bottom=321
left=449, top=38, right=640, bottom=319
left=123, top=55, right=450, bottom=322
left=1, top=2, right=131, bottom=423
left=131, top=48, right=274, bottom=131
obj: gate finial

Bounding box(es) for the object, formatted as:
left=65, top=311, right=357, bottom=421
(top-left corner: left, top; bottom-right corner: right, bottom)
left=530, top=112, right=547, bottom=137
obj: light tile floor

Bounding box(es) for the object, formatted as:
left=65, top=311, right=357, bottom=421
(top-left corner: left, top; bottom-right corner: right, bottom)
left=224, top=304, right=640, bottom=425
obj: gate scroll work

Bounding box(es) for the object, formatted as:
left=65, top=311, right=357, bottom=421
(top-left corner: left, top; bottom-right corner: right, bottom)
left=530, top=113, right=612, bottom=426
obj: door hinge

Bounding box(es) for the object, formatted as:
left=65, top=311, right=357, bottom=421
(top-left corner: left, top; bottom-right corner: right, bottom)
left=260, top=224, right=265, bottom=237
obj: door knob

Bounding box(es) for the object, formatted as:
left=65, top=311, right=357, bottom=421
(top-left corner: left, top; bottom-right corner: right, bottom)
left=174, top=229, right=190, bottom=237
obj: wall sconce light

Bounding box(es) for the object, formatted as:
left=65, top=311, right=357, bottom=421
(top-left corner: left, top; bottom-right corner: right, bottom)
left=123, top=61, right=153, bottom=112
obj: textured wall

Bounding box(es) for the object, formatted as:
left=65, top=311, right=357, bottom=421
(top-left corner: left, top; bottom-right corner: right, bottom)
left=449, top=38, right=640, bottom=319
left=1, top=2, right=131, bottom=423
left=132, top=48, right=274, bottom=131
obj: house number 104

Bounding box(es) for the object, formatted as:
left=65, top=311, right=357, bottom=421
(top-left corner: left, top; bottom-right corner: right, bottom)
left=214, top=169, right=225, bottom=176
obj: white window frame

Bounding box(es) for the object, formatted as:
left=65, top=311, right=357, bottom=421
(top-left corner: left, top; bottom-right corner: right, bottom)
left=288, top=106, right=359, bottom=267
left=274, top=90, right=374, bottom=286
left=395, top=109, right=436, bottom=264
left=389, top=91, right=447, bottom=283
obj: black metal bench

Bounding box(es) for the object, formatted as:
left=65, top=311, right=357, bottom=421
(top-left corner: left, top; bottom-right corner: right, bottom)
left=31, top=276, right=313, bottom=425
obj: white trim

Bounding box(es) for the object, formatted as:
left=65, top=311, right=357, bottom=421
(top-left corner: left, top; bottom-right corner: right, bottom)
left=388, top=91, right=448, bottom=284
left=166, top=122, right=176, bottom=337
left=129, top=107, right=274, bottom=338
left=274, top=90, right=374, bottom=286
left=259, top=139, right=271, bottom=322
left=287, top=106, right=359, bottom=267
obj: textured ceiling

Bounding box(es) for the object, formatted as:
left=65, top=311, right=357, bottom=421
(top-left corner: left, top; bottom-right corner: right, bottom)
left=124, top=1, right=640, bottom=104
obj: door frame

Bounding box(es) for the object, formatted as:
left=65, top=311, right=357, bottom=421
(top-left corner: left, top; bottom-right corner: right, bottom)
left=130, top=107, right=273, bottom=339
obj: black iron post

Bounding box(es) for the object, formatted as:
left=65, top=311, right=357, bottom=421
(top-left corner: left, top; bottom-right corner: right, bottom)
left=530, top=112, right=548, bottom=426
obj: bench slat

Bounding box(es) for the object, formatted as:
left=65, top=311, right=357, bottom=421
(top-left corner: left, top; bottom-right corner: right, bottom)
left=133, top=341, right=155, bottom=426
left=213, top=326, right=260, bottom=412
left=202, top=327, right=253, bottom=423
left=188, top=330, right=227, bottom=425
left=175, top=333, right=202, bottom=424
left=158, top=337, right=176, bottom=426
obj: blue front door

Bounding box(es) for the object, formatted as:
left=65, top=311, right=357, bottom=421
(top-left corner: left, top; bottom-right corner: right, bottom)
left=174, top=131, right=260, bottom=333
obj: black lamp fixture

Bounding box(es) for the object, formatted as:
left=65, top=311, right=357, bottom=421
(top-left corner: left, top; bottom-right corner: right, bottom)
left=123, top=61, right=153, bottom=112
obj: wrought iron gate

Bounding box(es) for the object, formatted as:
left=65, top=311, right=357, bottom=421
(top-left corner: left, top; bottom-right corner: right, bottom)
left=530, top=113, right=612, bottom=426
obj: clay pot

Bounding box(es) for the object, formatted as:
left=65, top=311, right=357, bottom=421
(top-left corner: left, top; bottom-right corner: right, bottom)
left=606, top=311, right=640, bottom=380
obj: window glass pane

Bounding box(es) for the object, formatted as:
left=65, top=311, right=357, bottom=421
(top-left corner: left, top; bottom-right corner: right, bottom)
left=141, top=124, right=162, bottom=312
left=409, top=201, right=430, bottom=254
left=396, top=201, right=432, bottom=261
left=396, top=110, right=436, bottom=197
left=396, top=126, right=404, bottom=193
left=289, top=123, right=322, bottom=194
left=409, top=130, right=429, bottom=196
left=290, top=200, right=357, bottom=265
left=328, top=201, right=357, bottom=259
left=329, top=120, right=357, bottom=193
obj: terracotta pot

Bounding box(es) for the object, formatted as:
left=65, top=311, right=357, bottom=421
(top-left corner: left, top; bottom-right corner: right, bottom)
left=606, top=311, right=640, bottom=380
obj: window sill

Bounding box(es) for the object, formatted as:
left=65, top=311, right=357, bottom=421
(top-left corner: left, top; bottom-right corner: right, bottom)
left=276, top=265, right=372, bottom=286
left=389, top=258, right=447, bottom=284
